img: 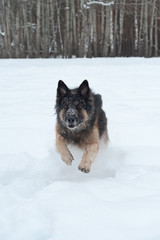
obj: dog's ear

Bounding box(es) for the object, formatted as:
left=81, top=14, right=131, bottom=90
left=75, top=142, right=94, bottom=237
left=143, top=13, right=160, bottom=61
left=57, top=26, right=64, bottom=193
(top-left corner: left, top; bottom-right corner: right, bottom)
left=78, top=80, right=90, bottom=98
left=57, top=80, right=69, bottom=97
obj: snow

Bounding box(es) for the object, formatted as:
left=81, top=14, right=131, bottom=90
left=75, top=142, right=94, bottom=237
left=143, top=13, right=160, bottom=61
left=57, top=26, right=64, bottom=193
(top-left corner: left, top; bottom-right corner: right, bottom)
left=86, top=1, right=114, bottom=7
left=0, top=58, right=160, bottom=240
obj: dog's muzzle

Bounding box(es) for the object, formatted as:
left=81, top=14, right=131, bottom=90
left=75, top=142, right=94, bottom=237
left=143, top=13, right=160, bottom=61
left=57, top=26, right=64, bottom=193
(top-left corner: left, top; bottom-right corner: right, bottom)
left=65, top=108, right=78, bottom=129
left=66, top=115, right=77, bottom=128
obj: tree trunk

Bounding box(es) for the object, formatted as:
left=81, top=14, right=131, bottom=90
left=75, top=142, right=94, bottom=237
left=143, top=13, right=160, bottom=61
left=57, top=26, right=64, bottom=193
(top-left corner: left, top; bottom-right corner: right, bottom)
left=15, top=1, right=20, bottom=58
left=154, top=5, right=158, bottom=57
left=23, top=1, right=32, bottom=57
left=92, top=6, right=97, bottom=57
left=100, top=5, right=104, bottom=56
left=0, top=0, right=7, bottom=57
left=71, top=0, right=77, bottom=56
left=113, top=0, right=118, bottom=57
left=144, top=0, right=148, bottom=57
left=56, top=0, right=63, bottom=57
left=134, top=0, right=138, bottom=56
left=64, top=0, right=70, bottom=58
left=138, top=0, right=144, bottom=56
left=68, top=0, right=73, bottom=58
left=36, top=0, right=41, bottom=57
left=86, top=4, right=92, bottom=58
left=44, top=0, right=50, bottom=58
left=110, top=6, right=114, bottom=56
left=149, top=0, right=156, bottom=57
left=5, top=0, right=12, bottom=57
left=78, top=0, right=86, bottom=57
left=118, top=0, right=125, bottom=56
left=103, top=6, right=110, bottom=57
left=50, top=0, right=57, bottom=58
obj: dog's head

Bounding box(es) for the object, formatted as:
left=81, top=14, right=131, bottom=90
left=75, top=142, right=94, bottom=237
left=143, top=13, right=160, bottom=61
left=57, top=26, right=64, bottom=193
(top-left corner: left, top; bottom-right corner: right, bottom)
left=56, top=80, right=94, bottom=130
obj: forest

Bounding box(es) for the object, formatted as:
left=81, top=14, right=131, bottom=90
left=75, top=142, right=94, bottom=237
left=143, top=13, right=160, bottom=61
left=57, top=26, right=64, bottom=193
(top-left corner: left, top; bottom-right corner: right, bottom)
left=0, top=0, right=160, bottom=58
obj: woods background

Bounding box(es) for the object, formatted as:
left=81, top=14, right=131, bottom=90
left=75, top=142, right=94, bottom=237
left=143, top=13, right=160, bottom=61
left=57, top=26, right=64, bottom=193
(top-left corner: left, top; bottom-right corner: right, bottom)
left=0, top=0, right=160, bottom=58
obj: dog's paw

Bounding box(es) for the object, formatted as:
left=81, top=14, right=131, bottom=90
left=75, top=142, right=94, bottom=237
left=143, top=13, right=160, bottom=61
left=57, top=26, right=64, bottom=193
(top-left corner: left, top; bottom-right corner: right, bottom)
left=78, top=163, right=90, bottom=173
left=61, top=153, right=74, bottom=165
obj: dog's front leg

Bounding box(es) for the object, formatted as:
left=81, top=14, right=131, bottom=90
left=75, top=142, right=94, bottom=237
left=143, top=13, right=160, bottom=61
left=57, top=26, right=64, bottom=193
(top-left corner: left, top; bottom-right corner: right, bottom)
left=56, top=132, right=74, bottom=165
left=78, top=143, right=99, bottom=173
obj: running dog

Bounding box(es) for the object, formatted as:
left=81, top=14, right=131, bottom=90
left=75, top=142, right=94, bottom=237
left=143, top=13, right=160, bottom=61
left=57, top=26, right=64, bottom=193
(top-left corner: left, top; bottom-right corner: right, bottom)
left=55, top=80, right=108, bottom=173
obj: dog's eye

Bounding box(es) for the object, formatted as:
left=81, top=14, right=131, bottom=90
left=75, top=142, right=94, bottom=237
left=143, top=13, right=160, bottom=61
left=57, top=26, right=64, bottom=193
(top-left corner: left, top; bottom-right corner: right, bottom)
left=77, top=104, right=82, bottom=110
left=63, top=105, right=68, bottom=110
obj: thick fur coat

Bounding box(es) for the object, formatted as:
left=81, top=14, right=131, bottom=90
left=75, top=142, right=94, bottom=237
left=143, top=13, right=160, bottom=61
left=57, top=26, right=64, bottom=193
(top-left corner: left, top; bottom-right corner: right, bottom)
left=55, top=80, right=108, bottom=173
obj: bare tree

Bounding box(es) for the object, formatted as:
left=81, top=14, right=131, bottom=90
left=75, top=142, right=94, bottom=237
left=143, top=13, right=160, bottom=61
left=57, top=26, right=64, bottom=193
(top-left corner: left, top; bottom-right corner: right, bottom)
left=149, top=0, right=156, bottom=57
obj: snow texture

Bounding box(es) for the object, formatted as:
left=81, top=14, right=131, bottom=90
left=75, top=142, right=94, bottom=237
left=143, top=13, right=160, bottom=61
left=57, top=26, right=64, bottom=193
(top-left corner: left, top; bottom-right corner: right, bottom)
left=0, top=58, right=160, bottom=240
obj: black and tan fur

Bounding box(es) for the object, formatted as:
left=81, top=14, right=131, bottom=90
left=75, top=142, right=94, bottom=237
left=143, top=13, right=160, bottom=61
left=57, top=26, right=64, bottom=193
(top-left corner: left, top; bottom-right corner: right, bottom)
left=55, top=80, right=108, bottom=173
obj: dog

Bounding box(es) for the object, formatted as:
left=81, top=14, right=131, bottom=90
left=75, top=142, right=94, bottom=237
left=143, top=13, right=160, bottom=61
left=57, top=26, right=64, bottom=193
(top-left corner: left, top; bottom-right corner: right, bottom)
left=55, top=80, right=108, bottom=173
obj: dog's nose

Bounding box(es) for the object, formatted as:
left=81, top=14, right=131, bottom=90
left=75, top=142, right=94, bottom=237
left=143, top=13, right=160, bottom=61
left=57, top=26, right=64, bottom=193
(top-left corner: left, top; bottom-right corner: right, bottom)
left=67, top=116, right=76, bottom=124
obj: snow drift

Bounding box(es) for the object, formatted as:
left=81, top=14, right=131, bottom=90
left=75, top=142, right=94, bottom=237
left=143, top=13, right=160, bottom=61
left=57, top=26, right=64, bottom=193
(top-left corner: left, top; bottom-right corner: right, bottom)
left=0, top=58, right=160, bottom=240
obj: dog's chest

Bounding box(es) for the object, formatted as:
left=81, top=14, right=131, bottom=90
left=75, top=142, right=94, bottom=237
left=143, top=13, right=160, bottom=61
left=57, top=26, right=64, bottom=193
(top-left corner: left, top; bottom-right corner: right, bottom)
left=60, top=128, right=90, bottom=147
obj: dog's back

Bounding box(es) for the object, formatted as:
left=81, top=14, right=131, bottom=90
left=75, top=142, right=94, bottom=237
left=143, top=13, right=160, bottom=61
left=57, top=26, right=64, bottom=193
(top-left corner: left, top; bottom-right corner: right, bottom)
left=94, top=94, right=108, bottom=140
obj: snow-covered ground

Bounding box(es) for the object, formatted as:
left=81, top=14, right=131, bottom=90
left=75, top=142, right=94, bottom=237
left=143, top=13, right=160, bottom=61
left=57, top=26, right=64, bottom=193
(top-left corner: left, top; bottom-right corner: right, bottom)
left=0, top=58, right=160, bottom=240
